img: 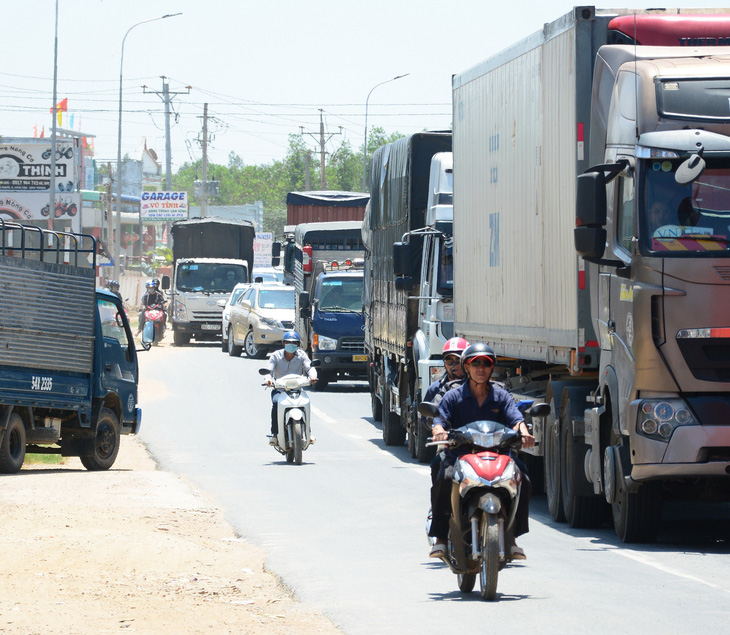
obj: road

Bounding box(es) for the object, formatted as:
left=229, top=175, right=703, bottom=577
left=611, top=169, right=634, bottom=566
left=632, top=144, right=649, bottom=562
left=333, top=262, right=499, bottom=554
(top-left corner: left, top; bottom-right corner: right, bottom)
left=139, top=343, right=730, bottom=634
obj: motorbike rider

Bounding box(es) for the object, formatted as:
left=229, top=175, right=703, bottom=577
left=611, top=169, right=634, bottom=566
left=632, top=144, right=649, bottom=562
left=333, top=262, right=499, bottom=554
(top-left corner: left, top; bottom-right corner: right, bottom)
left=137, top=279, right=165, bottom=335
left=428, top=343, right=535, bottom=560
left=264, top=331, right=317, bottom=444
left=425, top=337, right=469, bottom=485
left=105, top=280, right=123, bottom=302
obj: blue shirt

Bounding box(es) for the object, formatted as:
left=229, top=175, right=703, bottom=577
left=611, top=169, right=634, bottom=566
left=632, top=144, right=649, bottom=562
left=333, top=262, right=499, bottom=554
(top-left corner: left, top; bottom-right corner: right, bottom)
left=435, top=381, right=522, bottom=431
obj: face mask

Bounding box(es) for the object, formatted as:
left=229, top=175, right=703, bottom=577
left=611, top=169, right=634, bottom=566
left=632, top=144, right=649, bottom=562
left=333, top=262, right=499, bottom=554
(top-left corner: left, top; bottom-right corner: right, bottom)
left=284, top=343, right=298, bottom=354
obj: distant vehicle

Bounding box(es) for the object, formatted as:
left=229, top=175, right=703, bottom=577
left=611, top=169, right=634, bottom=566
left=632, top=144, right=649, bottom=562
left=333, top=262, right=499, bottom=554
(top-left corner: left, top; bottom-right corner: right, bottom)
left=227, top=283, right=296, bottom=359
left=252, top=267, right=284, bottom=284
left=218, top=282, right=251, bottom=352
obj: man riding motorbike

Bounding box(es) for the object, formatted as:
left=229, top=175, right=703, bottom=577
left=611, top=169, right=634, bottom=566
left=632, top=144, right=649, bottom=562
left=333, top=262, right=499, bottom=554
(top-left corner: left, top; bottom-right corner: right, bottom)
left=105, top=279, right=123, bottom=302
left=137, top=279, right=165, bottom=335
left=263, top=331, right=317, bottom=443
left=428, top=343, right=535, bottom=560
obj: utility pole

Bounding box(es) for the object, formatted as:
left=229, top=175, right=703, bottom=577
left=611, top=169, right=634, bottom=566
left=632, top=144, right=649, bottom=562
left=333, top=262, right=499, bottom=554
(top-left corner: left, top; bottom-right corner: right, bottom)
left=301, top=110, right=341, bottom=190
left=304, top=151, right=312, bottom=190
left=201, top=103, right=208, bottom=217
left=143, top=76, right=191, bottom=191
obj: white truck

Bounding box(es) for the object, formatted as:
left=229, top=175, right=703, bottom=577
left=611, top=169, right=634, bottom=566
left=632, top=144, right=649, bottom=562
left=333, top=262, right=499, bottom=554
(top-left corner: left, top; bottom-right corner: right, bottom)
left=452, top=7, right=730, bottom=542
left=364, top=134, right=455, bottom=461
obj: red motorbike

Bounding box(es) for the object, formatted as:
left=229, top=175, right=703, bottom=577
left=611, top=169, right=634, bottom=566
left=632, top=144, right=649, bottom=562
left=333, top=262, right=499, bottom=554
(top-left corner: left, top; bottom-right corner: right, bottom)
left=142, top=303, right=166, bottom=346
left=420, top=401, right=549, bottom=601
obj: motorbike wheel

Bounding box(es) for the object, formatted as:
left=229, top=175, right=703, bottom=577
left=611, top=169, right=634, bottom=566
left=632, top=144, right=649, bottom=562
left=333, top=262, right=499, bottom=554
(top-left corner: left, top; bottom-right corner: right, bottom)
left=457, top=572, right=476, bottom=593
left=292, top=422, right=303, bottom=465
left=0, top=413, right=26, bottom=474
left=478, top=513, right=500, bottom=601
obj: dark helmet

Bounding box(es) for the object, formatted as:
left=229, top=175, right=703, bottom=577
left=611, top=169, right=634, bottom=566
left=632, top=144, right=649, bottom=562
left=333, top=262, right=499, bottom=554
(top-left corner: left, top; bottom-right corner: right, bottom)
left=282, top=330, right=300, bottom=344
left=107, top=280, right=120, bottom=292
left=461, top=342, right=497, bottom=373
left=152, top=278, right=160, bottom=289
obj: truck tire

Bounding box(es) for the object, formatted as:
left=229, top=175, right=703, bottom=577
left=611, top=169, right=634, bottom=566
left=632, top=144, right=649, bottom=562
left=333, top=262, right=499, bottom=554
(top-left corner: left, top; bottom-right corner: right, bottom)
left=382, top=386, right=406, bottom=446
left=228, top=327, right=243, bottom=357
left=0, top=413, right=26, bottom=474
left=80, top=408, right=120, bottom=471
left=415, top=419, right=436, bottom=463
left=560, top=388, right=606, bottom=528
left=371, top=390, right=383, bottom=422
left=544, top=396, right=565, bottom=523
left=173, top=331, right=190, bottom=347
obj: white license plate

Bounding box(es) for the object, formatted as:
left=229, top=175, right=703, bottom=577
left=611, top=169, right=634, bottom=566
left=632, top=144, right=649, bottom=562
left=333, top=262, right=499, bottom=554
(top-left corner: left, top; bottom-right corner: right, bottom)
left=201, top=324, right=219, bottom=331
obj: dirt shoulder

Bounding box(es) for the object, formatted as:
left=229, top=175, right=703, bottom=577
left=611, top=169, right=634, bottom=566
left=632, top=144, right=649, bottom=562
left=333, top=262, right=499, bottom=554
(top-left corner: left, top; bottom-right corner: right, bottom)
left=0, top=437, right=340, bottom=634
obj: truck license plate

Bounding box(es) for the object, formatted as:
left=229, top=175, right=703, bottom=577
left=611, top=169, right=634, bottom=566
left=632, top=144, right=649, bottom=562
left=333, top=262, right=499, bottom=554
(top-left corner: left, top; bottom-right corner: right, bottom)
left=201, top=324, right=219, bottom=331
left=352, top=354, right=367, bottom=362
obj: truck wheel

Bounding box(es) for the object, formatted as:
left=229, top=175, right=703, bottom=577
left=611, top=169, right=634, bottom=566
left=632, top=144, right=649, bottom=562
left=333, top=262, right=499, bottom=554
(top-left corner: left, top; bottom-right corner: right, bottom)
left=544, top=399, right=565, bottom=523
left=382, top=386, right=406, bottom=446
left=80, top=408, right=120, bottom=471
left=173, top=332, right=190, bottom=347
left=0, top=413, right=26, bottom=474
left=228, top=327, right=243, bottom=357
left=610, top=431, right=662, bottom=543
left=370, top=390, right=383, bottom=422
left=415, top=419, right=436, bottom=463
left=313, top=374, right=330, bottom=391
left=560, top=390, right=605, bottom=528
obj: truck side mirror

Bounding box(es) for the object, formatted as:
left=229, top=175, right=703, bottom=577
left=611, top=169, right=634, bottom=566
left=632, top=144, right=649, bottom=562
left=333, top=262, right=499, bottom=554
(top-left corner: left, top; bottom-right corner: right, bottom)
left=393, top=242, right=411, bottom=277
left=575, top=172, right=607, bottom=259
left=299, top=291, right=310, bottom=309
left=271, top=242, right=281, bottom=268
left=161, top=275, right=170, bottom=290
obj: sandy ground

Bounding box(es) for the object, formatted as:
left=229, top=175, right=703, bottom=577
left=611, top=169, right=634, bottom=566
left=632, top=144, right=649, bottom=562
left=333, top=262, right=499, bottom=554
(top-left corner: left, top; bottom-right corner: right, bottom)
left=0, top=436, right=340, bottom=634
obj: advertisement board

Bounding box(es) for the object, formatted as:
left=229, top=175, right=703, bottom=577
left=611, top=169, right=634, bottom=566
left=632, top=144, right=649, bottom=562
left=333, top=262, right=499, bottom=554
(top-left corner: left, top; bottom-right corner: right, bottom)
left=0, top=140, right=78, bottom=192
left=0, top=192, right=81, bottom=232
left=140, top=191, right=188, bottom=220
left=253, top=232, right=273, bottom=267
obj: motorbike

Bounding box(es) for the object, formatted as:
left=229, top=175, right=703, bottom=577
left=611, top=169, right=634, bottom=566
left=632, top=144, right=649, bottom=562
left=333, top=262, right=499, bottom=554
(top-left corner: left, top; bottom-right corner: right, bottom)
left=142, top=303, right=166, bottom=346
left=258, top=367, right=317, bottom=465
left=420, top=400, right=550, bottom=601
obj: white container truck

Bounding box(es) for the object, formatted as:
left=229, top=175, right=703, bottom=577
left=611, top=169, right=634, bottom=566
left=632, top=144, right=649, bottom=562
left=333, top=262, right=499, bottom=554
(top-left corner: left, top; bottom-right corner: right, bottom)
left=452, top=6, right=730, bottom=542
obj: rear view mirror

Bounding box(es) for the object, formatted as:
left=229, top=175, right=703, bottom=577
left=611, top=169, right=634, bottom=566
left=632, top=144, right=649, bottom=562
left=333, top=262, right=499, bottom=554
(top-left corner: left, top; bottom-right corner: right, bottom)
left=418, top=401, right=440, bottom=419
left=393, top=242, right=412, bottom=277
left=528, top=403, right=551, bottom=419
left=161, top=275, right=170, bottom=290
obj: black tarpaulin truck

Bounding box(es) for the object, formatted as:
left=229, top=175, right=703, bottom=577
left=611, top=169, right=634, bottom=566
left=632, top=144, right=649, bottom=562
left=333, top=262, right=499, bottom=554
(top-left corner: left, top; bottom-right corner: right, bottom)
left=0, top=221, right=142, bottom=473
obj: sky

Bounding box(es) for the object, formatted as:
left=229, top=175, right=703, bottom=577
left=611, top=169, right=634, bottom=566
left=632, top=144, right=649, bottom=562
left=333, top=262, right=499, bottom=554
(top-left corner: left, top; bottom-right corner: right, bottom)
left=3, top=0, right=730, bottom=176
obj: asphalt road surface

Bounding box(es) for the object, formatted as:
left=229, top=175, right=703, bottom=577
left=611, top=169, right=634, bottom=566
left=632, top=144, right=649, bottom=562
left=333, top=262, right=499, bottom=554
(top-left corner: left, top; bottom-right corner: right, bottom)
left=139, top=343, right=730, bottom=633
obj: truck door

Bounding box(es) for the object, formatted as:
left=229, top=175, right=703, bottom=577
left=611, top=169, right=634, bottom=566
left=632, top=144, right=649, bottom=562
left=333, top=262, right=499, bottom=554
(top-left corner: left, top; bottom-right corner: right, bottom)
left=97, top=296, right=138, bottom=425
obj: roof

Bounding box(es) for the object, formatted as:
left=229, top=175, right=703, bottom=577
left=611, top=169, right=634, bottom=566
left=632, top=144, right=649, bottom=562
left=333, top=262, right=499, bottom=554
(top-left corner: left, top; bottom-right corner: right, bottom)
left=286, top=191, right=369, bottom=207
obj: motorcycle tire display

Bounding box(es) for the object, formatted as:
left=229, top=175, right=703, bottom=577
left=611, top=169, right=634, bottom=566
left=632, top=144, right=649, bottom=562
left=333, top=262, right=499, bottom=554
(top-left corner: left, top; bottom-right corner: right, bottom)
left=478, top=513, right=500, bottom=601
left=0, top=413, right=26, bottom=474
left=80, top=408, right=120, bottom=471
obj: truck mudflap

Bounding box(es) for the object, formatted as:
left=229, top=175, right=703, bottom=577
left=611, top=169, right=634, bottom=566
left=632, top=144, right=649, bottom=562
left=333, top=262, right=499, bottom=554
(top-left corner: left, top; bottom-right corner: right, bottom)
left=122, top=407, right=142, bottom=435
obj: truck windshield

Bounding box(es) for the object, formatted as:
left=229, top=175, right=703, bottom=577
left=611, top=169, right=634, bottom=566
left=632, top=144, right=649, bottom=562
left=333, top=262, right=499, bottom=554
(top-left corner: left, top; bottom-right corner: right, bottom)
left=641, top=157, right=730, bottom=257
left=177, top=263, right=248, bottom=293
left=318, top=277, right=363, bottom=312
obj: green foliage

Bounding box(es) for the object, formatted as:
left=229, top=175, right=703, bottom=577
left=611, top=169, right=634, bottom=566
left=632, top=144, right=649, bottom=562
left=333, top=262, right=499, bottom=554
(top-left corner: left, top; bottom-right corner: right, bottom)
left=170, top=128, right=406, bottom=234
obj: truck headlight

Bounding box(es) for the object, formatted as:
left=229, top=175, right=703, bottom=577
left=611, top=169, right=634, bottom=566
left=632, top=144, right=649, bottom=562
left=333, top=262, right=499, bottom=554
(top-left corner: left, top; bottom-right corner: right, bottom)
left=637, top=399, right=697, bottom=442
left=316, top=335, right=337, bottom=351
left=174, top=301, right=188, bottom=321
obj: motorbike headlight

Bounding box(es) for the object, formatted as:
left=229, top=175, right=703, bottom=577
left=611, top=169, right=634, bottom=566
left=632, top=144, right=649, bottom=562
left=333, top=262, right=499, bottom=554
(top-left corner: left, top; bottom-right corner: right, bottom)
left=637, top=399, right=697, bottom=442
left=174, top=300, right=188, bottom=321
left=316, top=335, right=337, bottom=351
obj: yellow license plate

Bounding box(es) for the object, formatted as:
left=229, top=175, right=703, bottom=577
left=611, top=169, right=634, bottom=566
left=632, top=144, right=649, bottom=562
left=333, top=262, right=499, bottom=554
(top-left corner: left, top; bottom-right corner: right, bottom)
left=352, top=354, right=368, bottom=362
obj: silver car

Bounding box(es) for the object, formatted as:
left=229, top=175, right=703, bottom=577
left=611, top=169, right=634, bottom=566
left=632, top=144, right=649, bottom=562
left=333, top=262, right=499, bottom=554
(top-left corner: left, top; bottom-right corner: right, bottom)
left=227, top=284, right=295, bottom=358
left=218, top=283, right=250, bottom=352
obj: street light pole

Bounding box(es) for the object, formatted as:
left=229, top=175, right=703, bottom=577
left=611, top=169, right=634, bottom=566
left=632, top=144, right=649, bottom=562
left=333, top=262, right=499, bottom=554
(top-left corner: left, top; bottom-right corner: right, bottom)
left=114, top=12, right=182, bottom=281
left=362, top=73, right=409, bottom=193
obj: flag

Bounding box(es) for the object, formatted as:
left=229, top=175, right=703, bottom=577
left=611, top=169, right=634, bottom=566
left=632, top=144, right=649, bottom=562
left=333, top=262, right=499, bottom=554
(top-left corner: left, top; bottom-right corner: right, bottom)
left=50, top=98, right=68, bottom=126
left=40, top=126, right=45, bottom=138
left=33, top=124, right=38, bottom=138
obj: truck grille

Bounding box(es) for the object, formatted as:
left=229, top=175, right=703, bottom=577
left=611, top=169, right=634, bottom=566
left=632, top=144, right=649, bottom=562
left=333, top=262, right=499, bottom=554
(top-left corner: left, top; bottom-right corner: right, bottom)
left=191, top=310, right=222, bottom=320
left=677, top=337, right=730, bottom=382
left=341, top=337, right=365, bottom=353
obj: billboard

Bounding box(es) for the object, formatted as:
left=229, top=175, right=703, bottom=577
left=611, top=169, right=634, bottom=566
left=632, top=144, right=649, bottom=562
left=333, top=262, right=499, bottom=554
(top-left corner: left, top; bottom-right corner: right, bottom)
left=140, top=191, right=188, bottom=220
left=0, top=192, right=81, bottom=232
left=253, top=232, right=273, bottom=267
left=0, top=140, right=78, bottom=192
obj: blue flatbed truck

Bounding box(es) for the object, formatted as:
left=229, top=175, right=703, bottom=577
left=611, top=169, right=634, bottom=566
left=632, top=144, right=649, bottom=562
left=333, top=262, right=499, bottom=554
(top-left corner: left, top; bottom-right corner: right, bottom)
left=0, top=221, right=143, bottom=473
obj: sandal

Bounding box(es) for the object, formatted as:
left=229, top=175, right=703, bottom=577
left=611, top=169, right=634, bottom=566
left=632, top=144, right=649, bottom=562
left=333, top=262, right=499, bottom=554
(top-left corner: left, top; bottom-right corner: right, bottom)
left=429, top=542, right=447, bottom=558
left=510, top=545, right=526, bottom=560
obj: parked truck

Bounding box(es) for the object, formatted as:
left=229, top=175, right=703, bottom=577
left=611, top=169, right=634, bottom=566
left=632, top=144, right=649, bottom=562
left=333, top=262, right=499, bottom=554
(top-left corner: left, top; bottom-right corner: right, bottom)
left=0, top=221, right=143, bottom=473
left=364, top=133, right=454, bottom=461
left=286, top=190, right=368, bottom=226
left=292, top=221, right=367, bottom=388
left=452, top=6, right=730, bottom=542
left=163, top=217, right=255, bottom=346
